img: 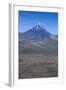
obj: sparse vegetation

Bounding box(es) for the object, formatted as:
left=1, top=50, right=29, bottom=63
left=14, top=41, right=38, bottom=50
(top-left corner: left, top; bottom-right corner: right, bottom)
left=19, top=54, right=58, bottom=79
left=19, top=25, right=58, bottom=79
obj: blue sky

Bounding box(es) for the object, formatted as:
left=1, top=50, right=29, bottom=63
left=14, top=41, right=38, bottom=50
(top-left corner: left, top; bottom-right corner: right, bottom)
left=19, top=10, right=58, bottom=35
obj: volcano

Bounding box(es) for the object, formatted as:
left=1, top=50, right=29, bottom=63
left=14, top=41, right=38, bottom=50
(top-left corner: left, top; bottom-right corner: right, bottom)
left=19, top=25, right=53, bottom=41
left=19, top=25, right=58, bottom=54
left=19, top=25, right=58, bottom=42
left=19, top=24, right=58, bottom=79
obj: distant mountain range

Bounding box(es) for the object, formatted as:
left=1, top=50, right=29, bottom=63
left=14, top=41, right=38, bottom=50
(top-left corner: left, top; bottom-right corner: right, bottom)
left=19, top=25, right=58, bottom=55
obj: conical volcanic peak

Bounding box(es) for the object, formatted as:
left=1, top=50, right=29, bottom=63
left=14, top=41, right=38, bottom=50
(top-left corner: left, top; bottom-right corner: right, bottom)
left=19, top=24, right=52, bottom=41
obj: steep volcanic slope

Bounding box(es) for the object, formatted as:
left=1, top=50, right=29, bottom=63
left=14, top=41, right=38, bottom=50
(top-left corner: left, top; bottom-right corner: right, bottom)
left=19, top=25, right=52, bottom=41
left=19, top=25, right=58, bottom=78
left=19, top=25, right=58, bottom=55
